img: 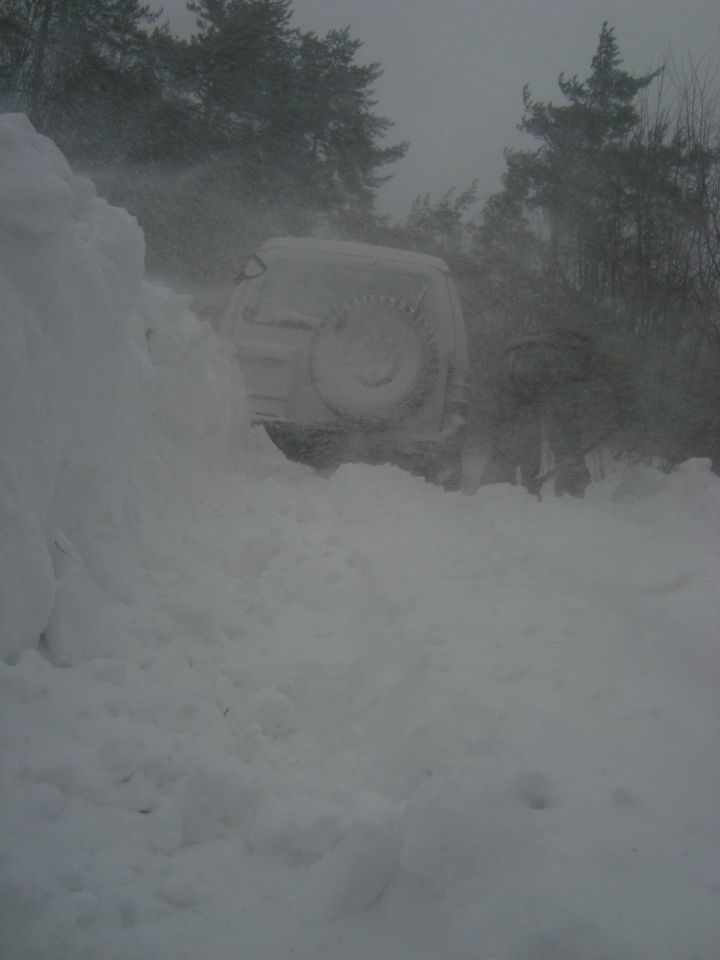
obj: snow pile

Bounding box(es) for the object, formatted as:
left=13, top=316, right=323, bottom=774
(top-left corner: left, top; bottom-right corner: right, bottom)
left=1, top=118, right=719, bottom=960
left=0, top=114, right=248, bottom=663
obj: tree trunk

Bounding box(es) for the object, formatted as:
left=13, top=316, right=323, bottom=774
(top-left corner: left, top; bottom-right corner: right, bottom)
left=29, top=0, right=53, bottom=120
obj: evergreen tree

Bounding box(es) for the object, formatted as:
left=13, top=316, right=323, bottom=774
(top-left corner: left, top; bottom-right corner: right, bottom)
left=185, top=0, right=296, bottom=155
left=183, top=3, right=406, bottom=217
left=493, top=23, right=660, bottom=298
left=291, top=27, right=406, bottom=216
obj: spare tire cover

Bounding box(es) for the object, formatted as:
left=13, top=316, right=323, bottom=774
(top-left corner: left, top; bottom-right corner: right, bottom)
left=309, top=295, right=439, bottom=425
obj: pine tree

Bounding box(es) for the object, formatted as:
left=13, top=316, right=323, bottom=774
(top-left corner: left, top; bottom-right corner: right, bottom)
left=183, top=4, right=406, bottom=217
left=501, top=23, right=660, bottom=294
left=291, top=27, right=406, bottom=216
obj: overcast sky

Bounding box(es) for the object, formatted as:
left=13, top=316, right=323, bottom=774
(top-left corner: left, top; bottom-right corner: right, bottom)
left=159, top=0, right=720, bottom=220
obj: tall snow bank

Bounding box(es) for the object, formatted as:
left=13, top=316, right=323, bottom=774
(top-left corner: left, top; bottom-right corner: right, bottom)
left=0, top=115, right=248, bottom=662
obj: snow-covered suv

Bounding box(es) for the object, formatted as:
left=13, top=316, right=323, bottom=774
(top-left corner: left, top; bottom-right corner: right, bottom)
left=219, top=237, right=472, bottom=488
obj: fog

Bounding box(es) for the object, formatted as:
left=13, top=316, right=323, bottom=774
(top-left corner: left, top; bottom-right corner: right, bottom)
left=2, top=115, right=719, bottom=959
left=1, top=6, right=719, bottom=958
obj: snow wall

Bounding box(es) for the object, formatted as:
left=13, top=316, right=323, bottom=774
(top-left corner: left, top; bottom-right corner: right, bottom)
left=0, top=115, right=249, bottom=663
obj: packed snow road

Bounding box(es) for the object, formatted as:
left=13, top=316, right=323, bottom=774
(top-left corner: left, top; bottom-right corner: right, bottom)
left=1, top=115, right=719, bottom=960
left=4, top=452, right=720, bottom=960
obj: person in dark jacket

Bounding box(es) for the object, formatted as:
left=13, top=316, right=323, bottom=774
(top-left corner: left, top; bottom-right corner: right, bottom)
left=481, top=329, right=639, bottom=497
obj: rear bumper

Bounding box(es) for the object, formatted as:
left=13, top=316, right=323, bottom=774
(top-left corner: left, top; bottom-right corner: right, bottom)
left=257, top=416, right=467, bottom=477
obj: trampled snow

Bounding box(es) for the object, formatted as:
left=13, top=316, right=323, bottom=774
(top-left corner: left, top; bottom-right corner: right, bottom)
left=1, top=115, right=719, bottom=960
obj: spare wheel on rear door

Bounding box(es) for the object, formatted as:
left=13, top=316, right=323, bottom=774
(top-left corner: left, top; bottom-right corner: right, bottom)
left=309, top=295, right=440, bottom=426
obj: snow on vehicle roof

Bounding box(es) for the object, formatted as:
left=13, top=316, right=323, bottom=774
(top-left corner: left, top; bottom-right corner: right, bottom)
left=261, top=236, right=452, bottom=272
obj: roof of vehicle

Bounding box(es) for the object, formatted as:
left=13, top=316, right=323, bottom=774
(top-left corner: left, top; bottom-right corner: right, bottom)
left=260, top=236, right=452, bottom=273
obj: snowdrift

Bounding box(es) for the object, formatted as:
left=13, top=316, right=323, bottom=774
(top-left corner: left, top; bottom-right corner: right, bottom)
left=0, top=114, right=248, bottom=663
left=1, top=116, right=719, bottom=960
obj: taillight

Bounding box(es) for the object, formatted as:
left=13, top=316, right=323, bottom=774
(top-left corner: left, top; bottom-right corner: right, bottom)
left=448, top=399, right=469, bottom=421
left=446, top=374, right=471, bottom=423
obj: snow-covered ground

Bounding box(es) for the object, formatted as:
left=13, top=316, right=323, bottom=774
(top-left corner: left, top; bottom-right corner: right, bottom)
left=1, top=115, right=719, bottom=960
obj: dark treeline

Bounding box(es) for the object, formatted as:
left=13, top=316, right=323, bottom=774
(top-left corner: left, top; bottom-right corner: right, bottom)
left=0, top=0, right=406, bottom=279
left=1, top=9, right=718, bottom=465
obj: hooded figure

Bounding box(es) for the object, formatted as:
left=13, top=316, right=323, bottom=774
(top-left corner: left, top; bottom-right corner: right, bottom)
left=481, top=329, right=638, bottom=497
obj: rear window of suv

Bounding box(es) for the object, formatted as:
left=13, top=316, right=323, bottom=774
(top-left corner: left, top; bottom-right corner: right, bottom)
left=242, top=254, right=439, bottom=325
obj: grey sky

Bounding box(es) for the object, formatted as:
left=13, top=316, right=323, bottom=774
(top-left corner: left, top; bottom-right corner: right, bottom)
left=158, top=0, right=720, bottom=220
